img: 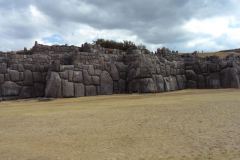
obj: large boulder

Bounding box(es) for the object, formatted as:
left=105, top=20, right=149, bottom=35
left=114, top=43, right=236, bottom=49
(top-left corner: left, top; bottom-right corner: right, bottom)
left=45, top=72, right=62, bottom=98
left=92, top=76, right=100, bottom=85
left=74, top=83, right=85, bottom=97
left=62, top=80, right=74, bottom=98
left=153, top=75, right=165, bottom=92
left=85, top=85, right=97, bottom=96
left=8, top=70, right=20, bottom=82
left=34, top=83, right=45, bottom=97
left=100, top=71, right=113, bottom=95
left=206, top=73, right=221, bottom=89
left=110, top=64, right=119, bottom=81
left=187, top=80, right=197, bottom=89
left=0, top=63, right=7, bottom=74
left=128, top=79, right=140, bottom=93
left=139, top=78, right=157, bottom=93
left=220, top=67, right=240, bottom=88
left=0, top=74, right=4, bottom=84
left=118, top=79, right=126, bottom=93
left=164, top=77, right=171, bottom=91
left=33, top=72, right=44, bottom=82
left=19, top=86, right=34, bottom=98
left=169, top=76, right=178, bottom=91
left=176, top=75, right=186, bottom=90
left=83, top=70, right=92, bottom=85
left=1, top=81, right=21, bottom=97
left=197, top=75, right=206, bottom=89
left=23, top=70, right=33, bottom=85
left=73, top=71, right=83, bottom=83
left=185, top=70, right=197, bottom=81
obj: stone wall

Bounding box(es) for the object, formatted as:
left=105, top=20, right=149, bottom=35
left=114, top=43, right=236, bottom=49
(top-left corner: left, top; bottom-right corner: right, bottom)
left=0, top=43, right=239, bottom=100
left=182, top=54, right=240, bottom=89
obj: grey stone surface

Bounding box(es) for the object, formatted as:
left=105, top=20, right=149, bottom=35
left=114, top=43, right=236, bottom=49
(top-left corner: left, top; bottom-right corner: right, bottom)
left=74, top=83, right=85, bottom=97
left=153, top=75, right=165, bottom=92
left=23, top=70, right=33, bottom=85
left=85, top=85, right=97, bottom=96
left=45, top=72, right=62, bottom=98
left=220, top=68, right=240, bottom=88
left=100, top=71, right=113, bottom=95
left=9, top=70, right=20, bottom=82
left=1, top=81, right=21, bottom=97
left=139, top=78, right=157, bottom=93
left=207, top=73, right=221, bottom=89
left=62, top=80, right=74, bottom=98
left=73, top=71, right=83, bottom=83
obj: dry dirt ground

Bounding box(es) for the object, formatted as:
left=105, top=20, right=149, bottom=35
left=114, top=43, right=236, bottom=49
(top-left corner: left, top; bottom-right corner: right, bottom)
left=1, top=89, right=240, bottom=160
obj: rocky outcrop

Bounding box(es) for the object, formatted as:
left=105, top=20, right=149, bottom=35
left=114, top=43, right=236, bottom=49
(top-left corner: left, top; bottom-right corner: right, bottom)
left=0, top=42, right=240, bottom=101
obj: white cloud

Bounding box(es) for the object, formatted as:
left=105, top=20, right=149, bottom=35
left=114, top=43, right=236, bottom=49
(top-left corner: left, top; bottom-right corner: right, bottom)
left=0, top=0, right=240, bottom=52
left=182, top=16, right=240, bottom=51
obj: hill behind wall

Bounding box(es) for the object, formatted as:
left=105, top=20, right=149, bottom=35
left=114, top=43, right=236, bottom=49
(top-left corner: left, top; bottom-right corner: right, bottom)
left=0, top=42, right=240, bottom=100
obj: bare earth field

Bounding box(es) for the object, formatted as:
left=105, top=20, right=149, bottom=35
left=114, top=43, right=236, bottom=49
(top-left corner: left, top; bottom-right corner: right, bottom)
left=0, top=89, right=240, bottom=160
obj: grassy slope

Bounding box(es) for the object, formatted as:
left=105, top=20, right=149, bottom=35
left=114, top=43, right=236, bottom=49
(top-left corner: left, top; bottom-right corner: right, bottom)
left=0, top=89, right=240, bottom=160
left=197, top=51, right=240, bottom=58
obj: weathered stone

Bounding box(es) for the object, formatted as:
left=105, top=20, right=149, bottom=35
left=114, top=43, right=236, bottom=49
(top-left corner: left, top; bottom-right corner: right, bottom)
left=59, top=71, right=68, bottom=79
left=83, top=70, right=92, bottom=85
left=153, top=75, right=165, bottom=92
left=88, top=65, right=95, bottom=75
left=92, top=76, right=100, bottom=85
left=0, top=63, right=7, bottom=74
left=118, top=79, right=126, bottom=93
left=0, top=74, right=4, bottom=84
left=68, top=70, right=74, bottom=82
left=164, top=77, right=171, bottom=91
left=33, top=72, right=44, bottom=82
left=1, top=81, right=21, bottom=96
left=169, top=76, right=178, bottom=91
left=60, top=65, right=74, bottom=72
left=185, top=70, right=197, bottom=81
left=135, top=66, right=152, bottom=78
left=207, top=73, right=221, bottom=89
left=74, top=83, right=85, bottom=97
left=73, top=71, right=83, bottom=83
left=176, top=75, right=186, bottom=90
left=85, top=85, right=97, bottom=96
left=197, top=75, right=206, bottom=89
left=23, top=70, right=33, bottom=85
left=94, top=69, right=102, bottom=76
left=8, top=70, right=20, bottom=82
left=100, top=71, right=113, bottom=95
left=139, top=78, right=157, bottom=93
left=19, top=86, right=34, bottom=98
left=62, top=80, right=74, bottom=98
left=45, top=72, right=62, bottom=98
left=165, top=65, right=171, bottom=76
left=4, top=74, right=10, bottom=81
left=187, top=80, right=197, bottom=89
left=51, top=60, right=60, bottom=72
left=220, top=68, right=240, bottom=88
left=18, top=64, right=24, bottom=72
left=34, top=83, right=45, bottom=97
left=110, top=64, right=119, bottom=81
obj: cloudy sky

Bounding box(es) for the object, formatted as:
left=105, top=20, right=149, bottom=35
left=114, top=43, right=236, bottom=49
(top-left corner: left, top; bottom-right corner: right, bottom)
left=0, top=0, right=240, bottom=52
